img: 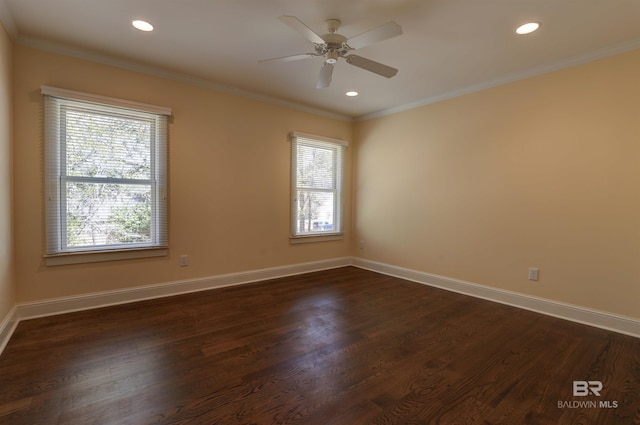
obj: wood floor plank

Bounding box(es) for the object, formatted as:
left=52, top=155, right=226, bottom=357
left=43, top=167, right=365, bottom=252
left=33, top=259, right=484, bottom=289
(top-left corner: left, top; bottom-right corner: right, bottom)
left=1, top=267, right=638, bottom=424
left=0, top=397, right=32, bottom=416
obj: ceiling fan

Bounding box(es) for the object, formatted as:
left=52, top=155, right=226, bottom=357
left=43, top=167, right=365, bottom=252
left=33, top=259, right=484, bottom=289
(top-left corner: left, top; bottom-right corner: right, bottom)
left=260, top=16, right=402, bottom=89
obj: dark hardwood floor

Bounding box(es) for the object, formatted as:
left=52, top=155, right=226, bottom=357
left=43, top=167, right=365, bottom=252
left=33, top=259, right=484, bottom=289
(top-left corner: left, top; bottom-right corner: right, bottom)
left=1, top=267, right=639, bottom=424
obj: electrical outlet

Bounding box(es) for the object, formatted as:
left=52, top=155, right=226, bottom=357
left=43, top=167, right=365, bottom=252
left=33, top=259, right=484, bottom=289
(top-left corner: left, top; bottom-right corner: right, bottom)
left=528, top=267, right=539, bottom=281
left=359, top=240, right=364, bottom=249
left=180, top=255, right=189, bottom=267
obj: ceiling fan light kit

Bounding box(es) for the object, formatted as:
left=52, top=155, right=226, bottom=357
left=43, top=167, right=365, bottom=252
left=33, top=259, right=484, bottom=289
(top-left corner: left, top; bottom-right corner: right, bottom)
left=260, top=16, right=402, bottom=89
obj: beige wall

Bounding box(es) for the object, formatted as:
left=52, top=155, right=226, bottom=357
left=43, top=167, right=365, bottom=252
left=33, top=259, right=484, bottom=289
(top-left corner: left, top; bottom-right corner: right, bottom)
left=354, top=50, right=640, bottom=319
left=0, top=22, right=14, bottom=320
left=8, top=40, right=640, bottom=321
left=13, top=45, right=352, bottom=302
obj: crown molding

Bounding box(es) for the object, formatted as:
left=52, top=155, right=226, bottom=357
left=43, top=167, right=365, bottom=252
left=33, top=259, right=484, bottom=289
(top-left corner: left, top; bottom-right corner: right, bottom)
left=16, top=35, right=354, bottom=123
left=0, top=0, right=18, bottom=39
left=356, top=38, right=640, bottom=121
left=8, top=20, right=640, bottom=124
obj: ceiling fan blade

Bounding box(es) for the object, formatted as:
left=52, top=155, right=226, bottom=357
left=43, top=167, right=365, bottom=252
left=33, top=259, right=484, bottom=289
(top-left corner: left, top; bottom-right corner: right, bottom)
left=347, top=22, right=402, bottom=49
left=346, top=55, right=398, bottom=78
left=316, top=62, right=334, bottom=89
left=259, top=53, right=317, bottom=64
left=279, top=15, right=325, bottom=45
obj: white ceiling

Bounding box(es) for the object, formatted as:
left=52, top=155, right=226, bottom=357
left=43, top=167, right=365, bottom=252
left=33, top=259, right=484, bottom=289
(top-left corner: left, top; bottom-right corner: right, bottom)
left=1, top=0, right=639, bottom=119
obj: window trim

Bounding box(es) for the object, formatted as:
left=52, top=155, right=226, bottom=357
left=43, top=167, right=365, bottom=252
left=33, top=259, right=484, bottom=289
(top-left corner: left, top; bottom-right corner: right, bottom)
left=289, top=131, right=347, bottom=242
left=42, top=86, right=171, bottom=265
left=44, top=247, right=168, bottom=266
left=41, top=86, right=172, bottom=115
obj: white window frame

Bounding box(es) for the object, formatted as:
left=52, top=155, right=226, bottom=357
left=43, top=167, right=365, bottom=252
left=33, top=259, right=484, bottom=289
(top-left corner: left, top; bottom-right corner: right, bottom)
left=42, top=86, right=171, bottom=265
left=290, top=131, right=347, bottom=243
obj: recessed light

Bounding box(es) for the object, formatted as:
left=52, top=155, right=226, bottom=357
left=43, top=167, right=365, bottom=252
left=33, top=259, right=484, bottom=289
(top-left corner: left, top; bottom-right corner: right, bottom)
left=132, top=20, right=154, bottom=32
left=516, top=22, right=540, bottom=35
left=346, top=91, right=358, bottom=97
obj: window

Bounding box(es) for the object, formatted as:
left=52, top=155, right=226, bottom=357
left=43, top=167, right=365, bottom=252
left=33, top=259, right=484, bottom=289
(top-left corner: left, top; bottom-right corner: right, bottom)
left=290, top=132, right=347, bottom=240
left=42, top=86, right=170, bottom=264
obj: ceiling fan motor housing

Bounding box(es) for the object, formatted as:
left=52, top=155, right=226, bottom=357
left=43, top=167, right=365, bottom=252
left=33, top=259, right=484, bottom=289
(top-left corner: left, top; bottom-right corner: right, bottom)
left=324, top=18, right=341, bottom=33
left=317, top=32, right=350, bottom=60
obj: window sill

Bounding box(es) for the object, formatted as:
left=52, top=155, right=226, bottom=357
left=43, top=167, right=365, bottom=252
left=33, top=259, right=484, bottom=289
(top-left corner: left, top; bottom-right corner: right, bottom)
left=45, top=247, right=168, bottom=266
left=290, top=233, right=343, bottom=244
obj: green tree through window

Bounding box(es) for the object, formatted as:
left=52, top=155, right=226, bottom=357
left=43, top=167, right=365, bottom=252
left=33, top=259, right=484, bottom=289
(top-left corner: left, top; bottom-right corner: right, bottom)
left=291, top=133, right=346, bottom=238
left=44, top=89, right=169, bottom=256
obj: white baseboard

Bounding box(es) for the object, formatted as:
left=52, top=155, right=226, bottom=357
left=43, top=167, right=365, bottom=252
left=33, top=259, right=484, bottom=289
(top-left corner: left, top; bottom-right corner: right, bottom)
left=2, top=256, right=637, bottom=357
left=0, top=258, right=349, bottom=355
left=352, top=258, right=640, bottom=338
left=15, top=257, right=352, bottom=322
left=0, top=305, right=18, bottom=355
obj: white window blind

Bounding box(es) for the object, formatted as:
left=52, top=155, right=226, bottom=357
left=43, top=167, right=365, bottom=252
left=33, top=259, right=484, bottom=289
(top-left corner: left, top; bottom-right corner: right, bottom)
left=290, top=132, right=347, bottom=238
left=43, top=87, right=170, bottom=256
